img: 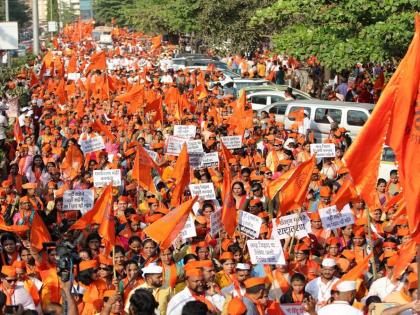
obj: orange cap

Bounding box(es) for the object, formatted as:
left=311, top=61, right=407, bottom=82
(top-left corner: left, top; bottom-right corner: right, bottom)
left=244, top=277, right=267, bottom=289
left=309, top=212, right=321, bottom=221
left=12, top=261, right=26, bottom=269
left=196, top=241, right=208, bottom=248
left=227, top=297, right=247, bottom=315
left=319, top=186, right=332, bottom=197
left=295, top=243, right=310, bottom=252
left=185, top=268, right=203, bottom=278
left=196, top=260, right=213, bottom=268
left=184, top=261, right=201, bottom=271
left=129, top=214, right=142, bottom=223
left=353, top=227, right=365, bottom=237
left=79, top=260, right=99, bottom=272
left=221, top=239, right=233, bottom=252
left=98, top=255, right=113, bottom=266
left=19, top=196, right=30, bottom=204
left=1, top=266, right=17, bottom=277
left=22, top=183, right=37, bottom=189
left=220, top=252, right=234, bottom=261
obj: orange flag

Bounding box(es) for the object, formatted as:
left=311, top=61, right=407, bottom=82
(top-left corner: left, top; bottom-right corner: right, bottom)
left=114, top=84, right=144, bottom=113
left=384, top=192, right=404, bottom=212
left=30, top=212, right=52, bottom=251
left=267, top=165, right=298, bottom=200
left=344, top=14, right=420, bottom=240
left=221, top=142, right=237, bottom=236
left=0, top=217, right=29, bottom=233
left=151, top=35, right=162, bottom=49
left=56, top=79, right=66, bottom=104
left=69, top=185, right=113, bottom=230
left=340, top=253, right=373, bottom=281
left=144, top=196, right=198, bottom=249
left=91, top=120, right=115, bottom=141
left=29, top=70, right=39, bottom=87
left=288, top=107, right=304, bottom=125
left=61, top=143, right=84, bottom=180
left=67, top=52, right=78, bottom=73
left=331, top=178, right=359, bottom=211
left=145, top=95, right=163, bottom=123
left=97, top=189, right=115, bottom=246
left=392, top=240, right=416, bottom=281
left=85, top=51, right=107, bottom=74
left=14, top=119, right=23, bottom=143
left=170, top=144, right=190, bottom=207
left=132, top=145, right=160, bottom=194
left=265, top=70, right=275, bottom=82
left=277, top=156, right=316, bottom=216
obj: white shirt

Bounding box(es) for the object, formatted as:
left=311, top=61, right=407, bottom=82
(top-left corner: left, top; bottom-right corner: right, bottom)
left=7, top=285, right=36, bottom=310
left=166, top=286, right=225, bottom=315
left=0, top=114, right=7, bottom=140
left=305, top=277, right=339, bottom=307
left=367, top=276, right=400, bottom=300
left=318, top=301, right=363, bottom=315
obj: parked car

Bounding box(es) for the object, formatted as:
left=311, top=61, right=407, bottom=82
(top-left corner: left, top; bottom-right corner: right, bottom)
left=378, top=146, right=397, bottom=181
left=282, top=100, right=374, bottom=142
left=248, top=88, right=312, bottom=111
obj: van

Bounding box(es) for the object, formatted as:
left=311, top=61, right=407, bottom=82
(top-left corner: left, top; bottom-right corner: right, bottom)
left=282, top=100, right=374, bottom=142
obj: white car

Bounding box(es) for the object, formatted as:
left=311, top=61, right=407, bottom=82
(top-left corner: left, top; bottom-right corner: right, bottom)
left=248, top=89, right=312, bottom=111
left=378, top=146, right=398, bottom=181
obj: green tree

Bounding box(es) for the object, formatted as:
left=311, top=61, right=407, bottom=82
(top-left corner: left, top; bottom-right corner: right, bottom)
left=60, top=3, right=78, bottom=26
left=46, top=0, right=59, bottom=22
left=0, top=0, right=30, bottom=27
left=251, top=0, right=420, bottom=70
left=94, top=0, right=134, bottom=26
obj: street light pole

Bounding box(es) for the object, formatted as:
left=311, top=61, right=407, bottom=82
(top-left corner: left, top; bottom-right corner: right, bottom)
left=5, top=0, right=9, bottom=21
left=32, top=0, right=40, bottom=55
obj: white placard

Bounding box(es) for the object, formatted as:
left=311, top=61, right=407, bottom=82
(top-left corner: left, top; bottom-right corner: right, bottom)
left=310, top=143, right=336, bottom=158
left=180, top=214, right=196, bottom=240
left=318, top=204, right=354, bottom=230
left=186, top=140, right=204, bottom=153
left=174, top=125, right=197, bottom=139
left=189, top=152, right=204, bottom=169
left=238, top=210, right=263, bottom=239
left=67, top=73, right=81, bottom=81
left=221, top=136, right=242, bottom=149
left=247, top=240, right=286, bottom=265
left=271, top=213, right=311, bottom=240
left=63, top=190, right=94, bottom=214
left=93, top=169, right=121, bottom=187
left=210, top=209, right=222, bottom=237
left=166, top=136, right=203, bottom=155
left=200, top=152, right=219, bottom=168
left=145, top=149, right=158, bottom=162
left=48, top=21, right=58, bottom=32
left=0, top=22, right=18, bottom=50
left=280, top=304, right=306, bottom=315
left=80, top=136, right=105, bottom=154
left=99, top=34, right=113, bottom=44
left=189, top=183, right=216, bottom=200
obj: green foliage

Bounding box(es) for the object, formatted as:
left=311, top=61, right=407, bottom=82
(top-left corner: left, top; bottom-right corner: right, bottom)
left=47, top=0, right=59, bottom=22
left=61, top=3, right=79, bottom=26
left=0, top=0, right=30, bottom=27
left=93, top=0, right=134, bottom=26
left=252, top=0, right=420, bottom=70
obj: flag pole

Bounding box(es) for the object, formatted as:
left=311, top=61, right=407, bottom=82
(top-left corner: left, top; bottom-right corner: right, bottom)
left=112, top=245, right=117, bottom=279
left=365, top=207, right=377, bottom=279
left=288, top=208, right=302, bottom=256
left=417, top=244, right=420, bottom=300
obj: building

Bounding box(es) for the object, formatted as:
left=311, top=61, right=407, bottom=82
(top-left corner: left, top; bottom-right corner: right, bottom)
left=25, top=0, right=92, bottom=24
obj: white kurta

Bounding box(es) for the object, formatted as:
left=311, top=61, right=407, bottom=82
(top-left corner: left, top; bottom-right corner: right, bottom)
left=318, top=301, right=363, bottom=315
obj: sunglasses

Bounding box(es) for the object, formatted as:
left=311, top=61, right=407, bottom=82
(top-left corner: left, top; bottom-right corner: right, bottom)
left=5, top=278, right=17, bottom=283
left=99, top=267, right=111, bottom=271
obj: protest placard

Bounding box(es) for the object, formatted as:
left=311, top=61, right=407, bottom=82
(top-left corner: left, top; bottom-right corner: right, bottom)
left=310, top=143, right=336, bottom=158
left=319, top=204, right=355, bottom=230
left=93, top=169, right=122, bottom=187
left=145, top=148, right=158, bottom=162
left=200, top=152, right=219, bottom=168
left=80, top=136, right=105, bottom=154
left=189, top=183, right=216, bottom=200
left=67, top=73, right=81, bottom=81
left=221, top=136, right=243, bottom=149
left=238, top=210, right=263, bottom=239
left=189, top=153, right=204, bottom=169
left=271, top=213, right=311, bottom=240
left=280, top=304, right=306, bottom=315
left=173, top=125, right=197, bottom=139
left=166, top=136, right=204, bottom=155
left=179, top=214, right=197, bottom=240
left=247, top=240, right=286, bottom=265
left=210, top=209, right=222, bottom=237
left=63, top=190, right=94, bottom=214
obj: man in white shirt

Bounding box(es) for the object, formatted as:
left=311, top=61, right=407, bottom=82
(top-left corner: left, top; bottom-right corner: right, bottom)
left=167, top=269, right=223, bottom=315
left=0, top=266, right=36, bottom=311
left=305, top=258, right=339, bottom=309
left=367, top=257, right=401, bottom=300
left=222, top=263, right=250, bottom=298
left=318, top=281, right=363, bottom=315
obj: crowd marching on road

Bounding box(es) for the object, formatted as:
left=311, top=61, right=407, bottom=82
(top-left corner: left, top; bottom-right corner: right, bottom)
left=0, top=14, right=419, bottom=315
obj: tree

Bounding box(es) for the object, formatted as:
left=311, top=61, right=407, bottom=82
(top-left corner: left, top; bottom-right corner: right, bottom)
left=46, top=0, right=59, bottom=22
left=251, top=0, right=420, bottom=71
left=0, top=0, right=30, bottom=28
left=60, top=3, right=78, bottom=26
left=94, top=0, right=134, bottom=26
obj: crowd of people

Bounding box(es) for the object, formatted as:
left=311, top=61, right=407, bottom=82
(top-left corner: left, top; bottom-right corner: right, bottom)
left=0, top=21, right=416, bottom=315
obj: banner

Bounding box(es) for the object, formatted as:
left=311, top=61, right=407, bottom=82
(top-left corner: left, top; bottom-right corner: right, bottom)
left=179, top=214, right=197, bottom=240
left=319, top=204, right=354, bottom=230
left=271, top=213, right=311, bottom=240
left=221, top=136, right=242, bottom=149
left=174, top=125, right=197, bottom=139
left=210, top=209, right=222, bottom=237
left=80, top=136, right=105, bottom=154
left=280, top=304, right=306, bottom=315
left=238, top=210, right=263, bottom=239
left=93, top=169, right=122, bottom=187
left=247, top=240, right=286, bottom=265
left=189, top=183, right=216, bottom=200
left=200, top=152, right=219, bottom=168
left=63, top=190, right=94, bottom=214
left=310, top=143, right=336, bottom=158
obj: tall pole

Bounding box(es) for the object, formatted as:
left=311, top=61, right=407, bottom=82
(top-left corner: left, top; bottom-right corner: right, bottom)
left=32, top=0, right=40, bottom=56
left=5, top=0, right=11, bottom=67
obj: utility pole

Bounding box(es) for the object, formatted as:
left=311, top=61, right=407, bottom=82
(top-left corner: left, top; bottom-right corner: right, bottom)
left=5, top=0, right=11, bottom=67
left=32, top=0, right=40, bottom=55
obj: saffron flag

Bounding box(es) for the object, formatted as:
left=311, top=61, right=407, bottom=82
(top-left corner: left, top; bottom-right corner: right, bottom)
left=85, top=51, right=107, bottom=74
left=14, top=119, right=23, bottom=143
left=30, top=212, right=52, bottom=251
left=132, top=145, right=160, bottom=194
left=170, top=144, right=190, bottom=207
left=331, top=178, right=359, bottom=211
left=344, top=14, right=420, bottom=241
left=220, top=142, right=237, bottom=236
left=144, top=196, right=198, bottom=249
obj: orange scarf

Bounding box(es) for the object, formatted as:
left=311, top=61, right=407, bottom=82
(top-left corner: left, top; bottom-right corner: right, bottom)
left=23, top=279, right=40, bottom=305
left=273, top=269, right=290, bottom=293
left=245, top=293, right=265, bottom=315
left=0, top=284, right=14, bottom=305
left=163, top=263, right=178, bottom=289
left=190, top=289, right=218, bottom=313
